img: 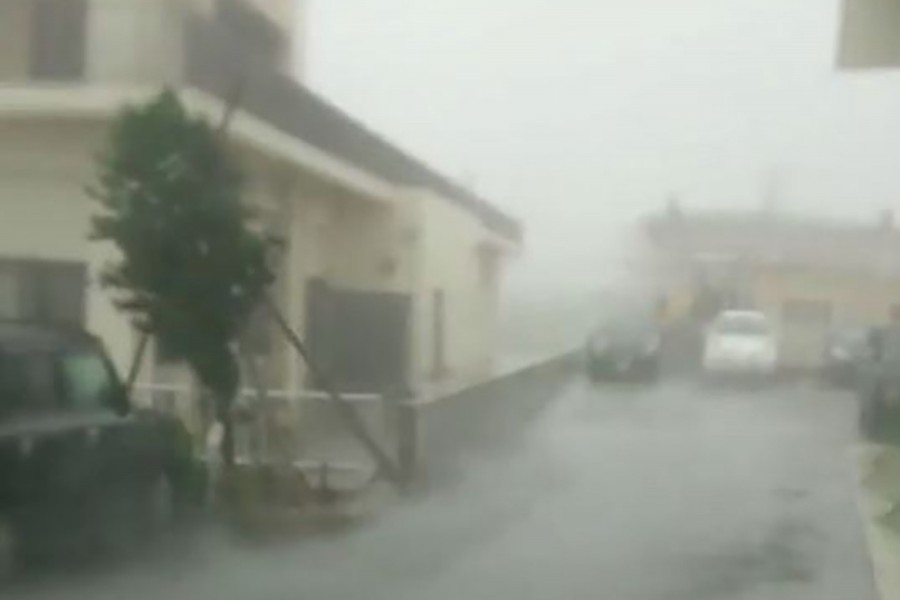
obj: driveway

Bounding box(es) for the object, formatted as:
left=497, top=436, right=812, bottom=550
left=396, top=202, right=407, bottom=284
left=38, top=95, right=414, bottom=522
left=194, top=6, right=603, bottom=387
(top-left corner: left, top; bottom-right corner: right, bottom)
left=11, top=377, right=877, bottom=600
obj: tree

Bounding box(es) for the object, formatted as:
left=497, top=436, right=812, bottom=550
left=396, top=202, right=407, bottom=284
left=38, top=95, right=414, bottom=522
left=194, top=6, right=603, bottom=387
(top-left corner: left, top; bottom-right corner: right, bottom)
left=90, top=89, right=277, bottom=469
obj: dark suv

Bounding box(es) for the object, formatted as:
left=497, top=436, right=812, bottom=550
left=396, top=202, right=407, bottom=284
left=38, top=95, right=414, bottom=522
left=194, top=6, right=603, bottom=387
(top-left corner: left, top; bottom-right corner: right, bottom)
left=0, top=321, right=198, bottom=580
left=858, top=325, right=900, bottom=437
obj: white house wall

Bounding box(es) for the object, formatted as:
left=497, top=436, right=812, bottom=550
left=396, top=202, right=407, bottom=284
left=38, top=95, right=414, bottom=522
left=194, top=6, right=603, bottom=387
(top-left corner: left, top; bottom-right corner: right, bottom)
left=409, top=191, right=499, bottom=388
left=0, top=120, right=135, bottom=374
left=0, top=95, right=515, bottom=397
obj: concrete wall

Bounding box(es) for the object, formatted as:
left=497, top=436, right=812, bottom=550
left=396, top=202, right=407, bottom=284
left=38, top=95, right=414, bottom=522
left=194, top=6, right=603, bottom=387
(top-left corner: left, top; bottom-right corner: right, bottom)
left=407, top=352, right=577, bottom=489
left=288, top=351, right=577, bottom=490
left=0, top=0, right=32, bottom=81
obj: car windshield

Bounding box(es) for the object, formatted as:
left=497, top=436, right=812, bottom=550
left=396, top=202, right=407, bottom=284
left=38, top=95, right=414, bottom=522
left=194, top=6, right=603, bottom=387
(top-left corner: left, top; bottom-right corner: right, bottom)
left=713, top=314, right=770, bottom=336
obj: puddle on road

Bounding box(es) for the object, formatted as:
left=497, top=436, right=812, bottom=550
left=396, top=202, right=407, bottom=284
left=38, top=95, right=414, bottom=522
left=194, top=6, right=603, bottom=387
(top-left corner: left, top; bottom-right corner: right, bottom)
left=664, top=516, right=820, bottom=600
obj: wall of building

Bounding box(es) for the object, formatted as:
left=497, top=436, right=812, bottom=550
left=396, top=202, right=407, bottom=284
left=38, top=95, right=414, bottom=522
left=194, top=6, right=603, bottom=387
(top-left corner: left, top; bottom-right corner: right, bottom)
left=86, top=0, right=186, bottom=85
left=408, top=192, right=501, bottom=389
left=0, top=110, right=512, bottom=400
left=752, top=265, right=900, bottom=367
left=838, top=0, right=900, bottom=68
left=0, top=1, right=32, bottom=81
left=0, top=120, right=136, bottom=374
left=246, top=0, right=297, bottom=32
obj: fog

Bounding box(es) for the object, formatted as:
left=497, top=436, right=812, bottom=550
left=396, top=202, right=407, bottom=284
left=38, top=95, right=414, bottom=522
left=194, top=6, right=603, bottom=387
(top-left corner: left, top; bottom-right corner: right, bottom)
left=308, top=0, right=900, bottom=329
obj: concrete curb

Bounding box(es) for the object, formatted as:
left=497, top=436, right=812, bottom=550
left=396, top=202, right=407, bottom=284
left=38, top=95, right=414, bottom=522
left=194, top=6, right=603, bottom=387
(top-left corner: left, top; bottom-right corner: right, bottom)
left=854, top=443, right=900, bottom=600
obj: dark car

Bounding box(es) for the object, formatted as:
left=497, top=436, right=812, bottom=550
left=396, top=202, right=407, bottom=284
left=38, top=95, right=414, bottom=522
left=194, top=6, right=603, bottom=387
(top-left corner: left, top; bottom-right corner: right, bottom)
left=822, top=327, right=870, bottom=387
left=0, top=321, right=199, bottom=581
left=858, top=325, right=900, bottom=437
left=585, top=311, right=662, bottom=381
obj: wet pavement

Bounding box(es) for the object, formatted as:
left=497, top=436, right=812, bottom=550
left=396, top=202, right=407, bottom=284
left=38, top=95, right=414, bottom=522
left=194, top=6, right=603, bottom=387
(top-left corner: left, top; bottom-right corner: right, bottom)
left=10, top=377, right=878, bottom=600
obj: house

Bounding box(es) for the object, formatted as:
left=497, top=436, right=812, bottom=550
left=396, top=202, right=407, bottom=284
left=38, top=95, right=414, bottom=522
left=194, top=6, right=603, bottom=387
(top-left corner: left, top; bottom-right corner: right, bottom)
left=837, top=0, right=900, bottom=69
left=0, top=0, right=521, bottom=418
left=643, top=207, right=900, bottom=369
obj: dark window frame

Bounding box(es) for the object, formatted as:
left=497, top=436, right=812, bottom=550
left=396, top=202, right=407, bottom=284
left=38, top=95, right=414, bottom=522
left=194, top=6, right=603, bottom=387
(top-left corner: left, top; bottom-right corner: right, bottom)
left=29, top=0, right=88, bottom=81
left=0, top=258, right=87, bottom=326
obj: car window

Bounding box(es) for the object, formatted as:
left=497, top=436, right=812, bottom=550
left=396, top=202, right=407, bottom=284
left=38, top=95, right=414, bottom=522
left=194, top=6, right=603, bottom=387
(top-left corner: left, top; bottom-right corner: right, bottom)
left=0, top=349, right=59, bottom=417
left=59, top=350, right=116, bottom=412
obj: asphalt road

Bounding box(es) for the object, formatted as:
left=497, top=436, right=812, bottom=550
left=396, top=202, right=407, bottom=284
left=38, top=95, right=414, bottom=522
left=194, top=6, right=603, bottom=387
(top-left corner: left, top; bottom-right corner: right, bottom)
left=11, top=376, right=878, bottom=600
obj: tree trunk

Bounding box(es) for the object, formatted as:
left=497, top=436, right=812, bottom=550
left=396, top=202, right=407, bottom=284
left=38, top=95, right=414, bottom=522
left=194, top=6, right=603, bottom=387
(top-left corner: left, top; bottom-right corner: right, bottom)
left=125, top=333, right=149, bottom=393
left=218, top=398, right=236, bottom=472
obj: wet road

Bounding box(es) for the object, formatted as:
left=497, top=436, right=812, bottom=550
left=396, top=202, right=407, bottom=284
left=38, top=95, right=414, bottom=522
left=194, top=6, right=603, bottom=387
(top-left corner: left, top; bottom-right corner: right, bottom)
left=11, top=377, right=877, bottom=600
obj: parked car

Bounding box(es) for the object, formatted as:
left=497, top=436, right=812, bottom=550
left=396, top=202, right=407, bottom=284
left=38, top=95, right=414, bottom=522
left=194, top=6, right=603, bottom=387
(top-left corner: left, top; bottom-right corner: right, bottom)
left=858, top=325, right=900, bottom=437
left=702, top=310, right=778, bottom=378
left=0, top=321, right=199, bottom=582
left=585, top=310, right=662, bottom=381
left=822, top=326, right=870, bottom=387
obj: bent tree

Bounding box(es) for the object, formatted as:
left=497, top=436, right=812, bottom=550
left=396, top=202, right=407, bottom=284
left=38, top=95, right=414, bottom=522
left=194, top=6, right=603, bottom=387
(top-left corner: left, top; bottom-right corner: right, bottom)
left=90, top=89, right=277, bottom=469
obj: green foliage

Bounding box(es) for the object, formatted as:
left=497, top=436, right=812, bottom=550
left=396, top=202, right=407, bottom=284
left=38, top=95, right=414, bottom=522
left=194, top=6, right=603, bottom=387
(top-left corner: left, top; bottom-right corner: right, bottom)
left=90, top=89, right=276, bottom=405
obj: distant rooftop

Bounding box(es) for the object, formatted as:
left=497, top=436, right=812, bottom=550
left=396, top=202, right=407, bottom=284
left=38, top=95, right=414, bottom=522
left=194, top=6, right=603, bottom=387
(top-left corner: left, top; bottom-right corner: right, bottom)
left=645, top=208, right=900, bottom=276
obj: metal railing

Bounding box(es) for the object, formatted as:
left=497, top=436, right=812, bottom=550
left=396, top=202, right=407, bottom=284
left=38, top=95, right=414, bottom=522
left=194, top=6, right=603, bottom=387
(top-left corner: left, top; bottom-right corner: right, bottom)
left=132, top=381, right=391, bottom=470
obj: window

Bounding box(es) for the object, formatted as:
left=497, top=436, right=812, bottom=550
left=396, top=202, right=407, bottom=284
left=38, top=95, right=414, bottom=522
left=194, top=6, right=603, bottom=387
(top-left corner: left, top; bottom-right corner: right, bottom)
left=0, top=259, right=86, bottom=326
left=59, top=351, right=116, bottom=412
left=30, top=0, right=87, bottom=81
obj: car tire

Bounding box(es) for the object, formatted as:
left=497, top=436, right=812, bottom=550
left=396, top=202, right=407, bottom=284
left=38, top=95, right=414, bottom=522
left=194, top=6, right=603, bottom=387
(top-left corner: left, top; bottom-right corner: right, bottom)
left=0, top=515, right=19, bottom=586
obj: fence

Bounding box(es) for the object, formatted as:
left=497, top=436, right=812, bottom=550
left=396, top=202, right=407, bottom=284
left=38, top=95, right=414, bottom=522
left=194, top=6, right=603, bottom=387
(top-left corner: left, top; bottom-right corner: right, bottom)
left=132, top=350, right=578, bottom=489
left=132, top=382, right=391, bottom=488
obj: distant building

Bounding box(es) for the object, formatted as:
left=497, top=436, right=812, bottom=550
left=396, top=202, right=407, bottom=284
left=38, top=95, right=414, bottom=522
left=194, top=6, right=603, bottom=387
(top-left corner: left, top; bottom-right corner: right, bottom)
left=0, top=0, right=521, bottom=412
left=837, top=0, right=900, bottom=69
left=644, top=208, right=900, bottom=368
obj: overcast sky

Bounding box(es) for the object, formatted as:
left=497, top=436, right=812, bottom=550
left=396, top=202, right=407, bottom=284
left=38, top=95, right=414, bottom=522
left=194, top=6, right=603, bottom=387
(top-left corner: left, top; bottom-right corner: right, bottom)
left=303, top=0, right=900, bottom=298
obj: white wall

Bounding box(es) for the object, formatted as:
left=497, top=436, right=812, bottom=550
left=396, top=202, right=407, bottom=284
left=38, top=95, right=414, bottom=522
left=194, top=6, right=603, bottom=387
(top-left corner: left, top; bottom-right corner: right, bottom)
left=409, top=191, right=502, bottom=388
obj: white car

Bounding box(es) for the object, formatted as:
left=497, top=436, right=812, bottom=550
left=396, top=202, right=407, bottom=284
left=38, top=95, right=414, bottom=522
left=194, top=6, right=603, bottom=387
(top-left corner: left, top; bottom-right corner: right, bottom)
left=702, top=310, right=778, bottom=376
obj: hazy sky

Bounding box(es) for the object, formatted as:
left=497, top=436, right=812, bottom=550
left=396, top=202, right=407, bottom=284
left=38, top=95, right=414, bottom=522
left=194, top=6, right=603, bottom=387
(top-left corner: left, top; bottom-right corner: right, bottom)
left=303, top=0, right=900, bottom=296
